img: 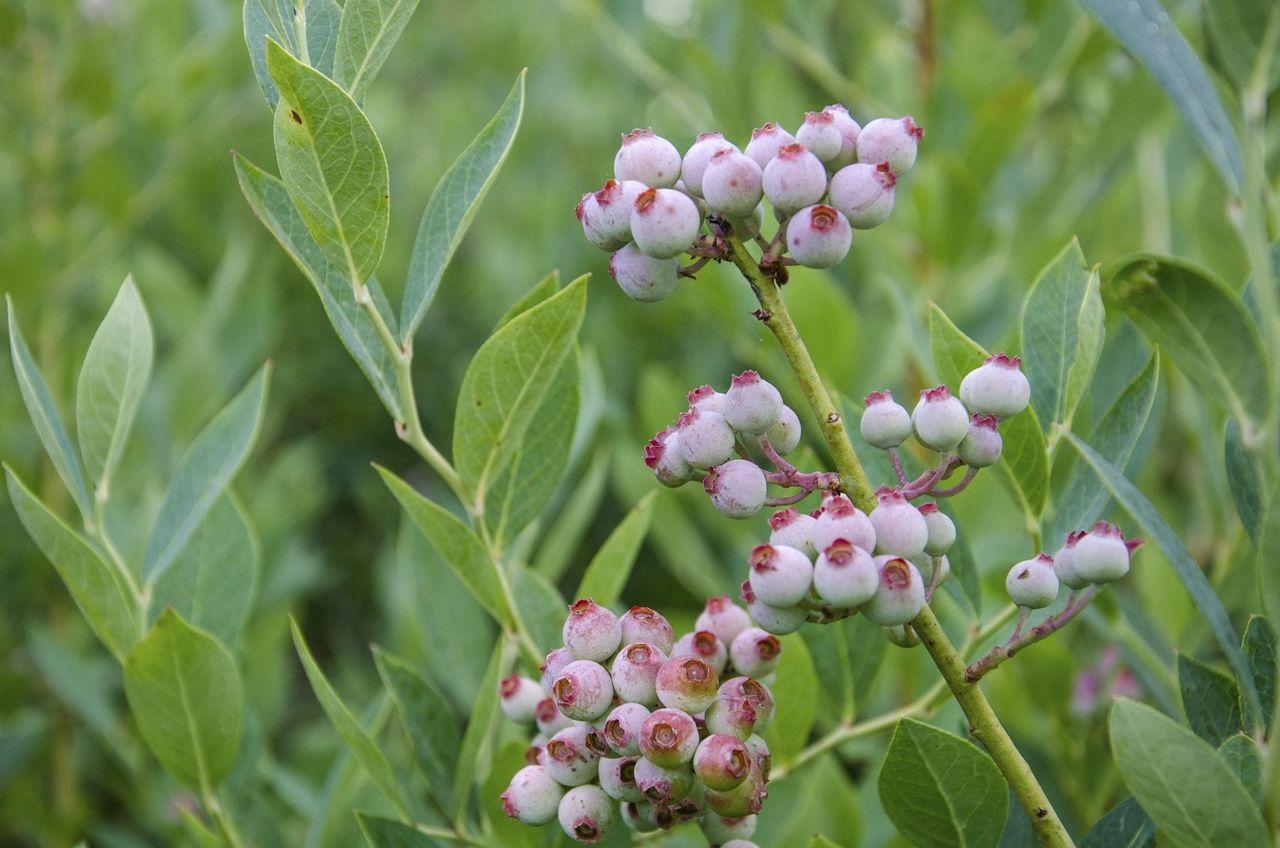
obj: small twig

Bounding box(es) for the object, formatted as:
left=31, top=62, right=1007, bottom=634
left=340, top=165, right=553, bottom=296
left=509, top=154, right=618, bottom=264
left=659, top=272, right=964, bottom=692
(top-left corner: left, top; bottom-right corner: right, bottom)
left=679, top=256, right=711, bottom=278
left=965, top=587, right=1101, bottom=683
left=901, top=452, right=952, bottom=499
left=758, top=434, right=798, bottom=475
left=765, top=490, right=813, bottom=507
left=925, top=555, right=944, bottom=601
left=889, top=447, right=908, bottom=486
left=931, top=466, right=978, bottom=498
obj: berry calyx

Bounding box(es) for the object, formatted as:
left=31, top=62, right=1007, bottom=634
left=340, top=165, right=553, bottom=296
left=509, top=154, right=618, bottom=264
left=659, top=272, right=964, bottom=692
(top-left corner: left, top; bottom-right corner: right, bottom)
left=861, top=556, right=926, bottom=626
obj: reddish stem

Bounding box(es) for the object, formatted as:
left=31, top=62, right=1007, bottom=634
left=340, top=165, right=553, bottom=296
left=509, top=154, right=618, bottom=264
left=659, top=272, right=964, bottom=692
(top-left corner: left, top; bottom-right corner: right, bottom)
left=964, top=588, right=1101, bottom=683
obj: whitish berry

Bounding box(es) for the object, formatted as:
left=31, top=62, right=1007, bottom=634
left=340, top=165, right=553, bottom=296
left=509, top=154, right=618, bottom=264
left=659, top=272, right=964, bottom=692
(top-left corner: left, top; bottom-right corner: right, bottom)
left=688, top=384, right=728, bottom=415
left=861, top=556, right=926, bottom=626
left=683, top=132, right=738, bottom=196
left=704, top=693, right=758, bottom=739
left=599, top=756, right=644, bottom=802
left=702, top=813, right=759, bottom=844
left=671, top=630, right=728, bottom=674
left=744, top=122, right=797, bottom=169
left=796, top=111, right=843, bottom=163
left=869, top=487, right=928, bottom=557
left=539, top=645, right=572, bottom=689
left=729, top=628, right=782, bottom=677
left=603, top=702, right=651, bottom=756
left=724, top=370, right=784, bottom=435
left=645, top=426, right=693, bottom=488
left=745, top=595, right=807, bottom=635
left=762, top=143, right=828, bottom=214
left=829, top=162, right=896, bottom=229
left=722, top=841, right=763, bottom=848
left=719, top=677, right=776, bottom=730
left=656, top=656, right=719, bottom=713
left=1073, top=521, right=1143, bottom=583
left=563, top=599, right=623, bottom=662
left=535, top=698, right=575, bottom=735
left=1006, top=553, right=1059, bottom=609
left=860, top=390, right=912, bottom=449
left=544, top=725, right=603, bottom=787
left=631, top=187, right=701, bottom=259
left=747, top=544, right=814, bottom=607
left=823, top=104, right=861, bottom=168
left=786, top=204, right=852, bottom=268
left=766, top=405, right=802, bottom=454
left=918, top=503, right=956, bottom=556
left=635, top=757, right=694, bottom=805
left=812, top=493, right=877, bottom=554
left=1053, top=530, right=1089, bottom=591
left=622, top=801, right=659, bottom=833
left=609, top=243, right=679, bottom=302
left=912, top=386, right=970, bottom=452
left=615, top=128, right=681, bottom=187
left=959, top=353, right=1031, bottom=419
left=620, top=606, right=675, bottom=654
left=703, top=148, right=764, bottom=218
left=704, top=460, right=768, bottom=519
left=856, top=116, right=923, bottom=174
left=673, top=179, right=708, bottom=218
left=696, top=596, right=753, bottom=645
left=744, top=734, right=772, bottom=779
left=579, top=179, right=647, bottom=250
left=559, top=784, right=617, bottom=844
left=639, top=708, right=700, bottom=767
left=611, top=642, right=667, bottom=705
left=575, top=191, right=624, bottom=252
left=958, top=414, right=1002, bottom=467
left=553, top=660, right=615, bottom=721
left=502, top=765, right=565, bottom=825
left=912, top=552, right=950, bottom=588
left=705, top=762, right=767, bottom=818
left=813, top=539, right=878, bottom=607
left=500, top=675, right=545, bottom=723
left=694, top=734, right=752, bottom=791
left=769, top=508, right=817, bottom=556
left=676, top=408, right=736, bottom=469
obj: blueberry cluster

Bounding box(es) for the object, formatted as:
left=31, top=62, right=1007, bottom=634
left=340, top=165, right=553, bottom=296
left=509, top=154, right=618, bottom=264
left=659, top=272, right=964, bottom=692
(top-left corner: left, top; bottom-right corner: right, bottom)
left=576, top=111, right=923, bottom=301
left=499, top=598, right=779, bottom=846
left=1009, top=521, right=1144, bottom=609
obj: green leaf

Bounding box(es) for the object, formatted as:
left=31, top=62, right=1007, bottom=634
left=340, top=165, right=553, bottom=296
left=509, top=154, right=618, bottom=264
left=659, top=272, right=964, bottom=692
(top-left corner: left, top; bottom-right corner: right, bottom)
left=401, top=71, right=527, bottom=341
left=764, top=634, right=818, bottom=766
left=451, top=639, right=503, bottom=820
left=372, top=647, right=457, bottom=810
left=123, top=609, right=241, bottom=790
left=289, top=618, right=409, bottom=818
left=7, top=296, right=92, bottom=520
left=1061, top=430, right=1266, bottom=728
left=243, top=0, right=341, bottom=107
left=1241, top=616, right=1277, bottom=725
left=811, top=837, right=844, bottom=848
left=1020, top=239, right=1103, bottom=430
left=142, top=365, right=270, bottom=585
left=355, top=814, right=432, bottom=848
left=1110, top=698, right=1268, bottom=847
left=574, top=492, right=656, bottom=608
left=1204, top=1, right=1280, bottom=91
left=1259, top=485, right=1280, bottom=621
left=1102, top=255, right=1271, bottom=441
left=1079, top=0, right=1243, bottom=192
left=1226, top=418, right=1265, bottom=544
left=929, top=303, right=1049, bottom=519
left=151, top=494, right=258, bottom=649
left=1218, top=734, right=1264, bottom=807
left=1080, top=796, right=1156, bottom=848
left=376, top=465, right=511, bottom=628
left=333, top=0, right=421, bottom=100
left=1178, top=654, right=1243, bottom=746
left=495, top=270, right=561, bottom=330
left=6, top=466, right=139, bottom=661
left=878, top=717, right=1008, bottom=848
left=233, top=154, right=400, bottom=417
left=453, top=275, right=587, bottom=508
left=512, top=565, right=566, bottom=655
left=266, top=38, right=389, bottom=287
left=1051, top=352, right=1160, bottom=543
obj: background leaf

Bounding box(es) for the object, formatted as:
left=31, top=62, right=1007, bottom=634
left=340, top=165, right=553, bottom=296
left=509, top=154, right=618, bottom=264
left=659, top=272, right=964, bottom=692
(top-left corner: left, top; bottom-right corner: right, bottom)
left=355, top=814, right=432, bottom=848
left=1226, top=418, right=1265, bottom=544
left=764, top=634, right=819, bottom=767
left=511, top=565, right=566, bottom=655
left=372, top=647, right=457, bottom=811
left=450, top=640, right=503, bottom=820
left=243, top=0, right=341, bottom=107
left=333, top=0, right=422, bottom=100
left=1218, top=734, right=1263, bottom=807
left=1178, top=654, right=1242, bottom=746
left=1241, top=616, right=1277, bottom=725
left=1080, top=796, right=1156, bottom=848
left=573, top=491, right=655, bottom=608
left=1204, top=1, right=1280, bottom=91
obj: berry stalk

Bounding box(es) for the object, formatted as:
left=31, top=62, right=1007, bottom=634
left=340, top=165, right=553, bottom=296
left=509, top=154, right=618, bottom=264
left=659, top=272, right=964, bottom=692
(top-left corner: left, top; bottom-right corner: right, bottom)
left=964, top=588, right=1101, bottom=683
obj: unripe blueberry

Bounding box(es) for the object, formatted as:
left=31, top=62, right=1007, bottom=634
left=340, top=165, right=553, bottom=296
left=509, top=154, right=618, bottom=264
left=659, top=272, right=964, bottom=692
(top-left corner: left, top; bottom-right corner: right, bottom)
left=885, top=624, right=921, bottom=648
left=696, top=596, right=753, bottom=646
left=747, top=544, right=814, bottom=607
left=860, top=390, right=913, bottom=449
left=634, top=757, right=694, bottom=805
left=609, top=243, right=679, bottom=302
left=672, top=630, right=728, bottom=674
left=693, top=734, right=752, bottom=791
left=631, top=187, right=701, bottom=259
left=614, top=127, right=681, bottom=187
left=745, top=595, right=807, bottom=635
left=719, top=677, right=776, bottom=730
left=639, top=708, right=700, bottom=767
left=1053, top=530, right=1090, bottom=591
left=959, top=353, right=1031, bottom=419
left=599, top=756, right=644, bottom=802
left=621, top=801, right=659, bottom=833
left=620, top=607, right=675, bottom=654
left=762, top=143, right=829, bottom=214
left=727, top=203, right=766, bottom=240
left=911, top=552, right=950, bottom=588
left=828, top=162, right=896, bottom=229
left=578, top=178, right=648, bottom=250
left=786, top=204, right=853, bottom=268
left=688, top=384, right=728, bottom=416
left=701, top=812, right=759, bottom=844
left=722, top=841, right=763, bottom=848
left=813, top=539, right=878, bottom=608
left=563, top=599, right=623, bottom=662
left=769, top=508, right=817, bottom=556
left=702, top=148, right=764, bottom=218
left=682, top=132, right=738, bottom=197
left=766, top=405, right=802, bottom=455
left=541, top=647, right=574, bottom=693
left=958, top=414, right=1003, bottom=468
left=856, top=116, right=923, bottom=174
left=553, top=660, right=615, bottom=721
left=729, top=627, right=782, bottom=678
left=703, top=460, right=768, bottom=519
left=812, top=493, right=877, bottom=554
left=676, top=408, right=737, bottom=469
left=502, top=764, right=565, bottom=825
left=1006, top=553, right=1059, bottom=609
left=869, top=487, right=929, bottom=557
left=499, top=675, right=545, bottom=723
left=743, top=733, right=772, bottom=780
left=861, top=556, right=926, bottom=626
left=558, top=783, right=617, bottom=844
left=575, top=191, right=624, bottom=252
left=822, top=104, right=862, bottom=168
left=603, top=702, right=651, bottom=756
left=544, top=725, right=603, bottom=787
left=535, top=697, right=575, bottom=735
left=795, top=111, right=844, bottom=163
left=704, top=693, right=758, bottom=740
left=645, top=426, right=694, bottom=488
left=1073, top=521, right=1143, bottom=584
left=912, top=386, right=971, bottom=452
left=918, top=503, right=956, bottom=556
left=655, top=656, right=719, bottom=713
left=724, top=370, right=785, bottom=435
left=744, top=122, right=798, bottom=169
left=611, top=642, right=667, bottom=706
left=669, top=789, right=706, bottom=824
left=704, top=762, right=767, bottom=818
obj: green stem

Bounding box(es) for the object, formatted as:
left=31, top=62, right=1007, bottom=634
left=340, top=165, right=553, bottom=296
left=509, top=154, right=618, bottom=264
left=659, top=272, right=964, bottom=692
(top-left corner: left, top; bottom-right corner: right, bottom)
left=293, top=2, right=310, bottom=67
left=202, top=786, right=249, bottom=848
left=415, top=824, right=485, bottom=846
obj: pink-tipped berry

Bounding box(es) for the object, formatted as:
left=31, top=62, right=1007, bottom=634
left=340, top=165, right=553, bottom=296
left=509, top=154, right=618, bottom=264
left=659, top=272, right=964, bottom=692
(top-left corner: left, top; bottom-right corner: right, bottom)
left=620, top=606, right=675, bottom=654
left=563, top=599, right=623, bottom=662
left=614, top=128, right=681, bottom=187
left=502, top=764, right=565, bottom=825
left=599, top=756, right=644, bottom=802
left=579, top=178, right=647, bottom=250
left=544, top=725, right=604, bottom=787
left=704, top=762, right=767, bottom=818
left=769, top=508, right=818, bottom=557
left=743, top=122, right=797, bottom=169
left=724, top=370, right=784, bottom=435
left=696, top=596, right=753, bottom=646
left=603, top=702, right=651, bottom=757
left=688, top=384, right=728, bottom=415
left=671, top=630, right=728, bottom=674
left=639, top=708, right=700, bottom=767
left=655, top=656, right=719, bottom=713
left=1006, top=553, right=1060, bottom=609
left=610, top=642, right=667, bottom=706
left=958, top=414, right=1003, bottom=468
left=813, top=539, right=878, bottom=608
left=795, top=110, right=844, bottom=163
left=499, top=675, right=545, bottom=723
left=694, top=734, right=752, bottom=791
left=856, top=116, right=923, bottom=174
left=828, top=162, right=896, bottom=229
left=860, top=390, right=912, bottom=449
left=766, top=404, right=802, bottom=454
left=631, top=187, right=701, bottom=259
left=609, top=243, right=679, bottom=302
left=812, top=493, right=877, bottom=554
left=634, top=757, right=694, bottom=806
left=718, top=677, right=776, bottom=730
left=558, top=783, right=617, bottom=844
left=1073, top=521, right=1142, bottom=583
left=747, top=544, right=814, bottom=607
left=959, top=353, right=1031, bottom=419
left=918, top=503, right=957, bottom=556
left=645, top=426, right=694, bottom=488
left=762, top=143, right=829, bottom=214
left=682, top=132, right=738, bottom=197
left=861, top=556, right=926, bottom=626
left=535, top=697, right=575, bottom=735
left=676, top=408, right=736, bottom=469
left=702, top=148, right=764, bottom=218
left=869, top=487, right=928, bottom=557
left=704, top=460, right=768, bottom=519
left=823, top=103, right=861, bottom=168
left=912, top=385, right=970, bottom=452
left=1053, top=530, right=1090, bottom=590
left=729, top=628, right=782, bottom=677
left=786, top=204, right=852, bottom=268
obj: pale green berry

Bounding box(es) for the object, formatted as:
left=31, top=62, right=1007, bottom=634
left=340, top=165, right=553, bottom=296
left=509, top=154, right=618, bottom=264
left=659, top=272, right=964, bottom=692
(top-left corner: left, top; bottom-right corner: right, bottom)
left=912, top=386, right=970, bottom=452
left=747, top=544, right=814, bottom=608
left=704, top=460, right=768, bottom=520
left=645, top=426, right=693, bottom=488
left=694, top=734, right=752, bottom=791
left=724, top=370, right=784, bottom=434
left=655, top=655, right=719, bottom=713
left=599, top=756, right=644, bottom=802
left=609, top=243, right=679, bottom=302
left=1005, top=553, right=1059, bottom=609
left=621, top=801, right=658, bottom=833
left=1053, top=530, right=1090, bottom=591
left=610, top=642, right=667, bottom=706
left=634, top=757, right=694, bottom=806
left=869, top=487, right=928, bottom=558
left=704, top=762, right=767, bottom=818
left=812, top=493, right=876, bottom=554
left=918, top=503, right=956, bottom=556
left=860, top=389, right=912, bottom=449
left=766, top=404, right=802, bottom=454
left=701, top=812, right=759, bottom=844
left=639, top=708, right=699, bottom=768
left=958, top=414, right=1003, bottom=467
left=959, top=353, right=1030, bottom=419
left=1073, top=521, right=1142, bottom=583
left=499, top=674, right=545, bottom=723
left=502, top=764, right=565, bottom=825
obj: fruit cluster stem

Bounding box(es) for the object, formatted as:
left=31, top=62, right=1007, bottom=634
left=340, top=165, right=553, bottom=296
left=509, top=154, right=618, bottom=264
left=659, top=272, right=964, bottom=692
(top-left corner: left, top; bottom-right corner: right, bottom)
left=965, top=588, right=1099, bottom=683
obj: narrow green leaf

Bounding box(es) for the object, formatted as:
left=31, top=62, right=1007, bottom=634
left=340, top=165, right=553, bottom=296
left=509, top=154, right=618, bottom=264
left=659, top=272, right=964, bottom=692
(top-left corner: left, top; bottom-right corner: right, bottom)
left=142, top=364, right=270, bottom=585
left=7, top=296, right=92, bottom=519
left=764, top=634, right=818, bottom=766
left=124, top=609, right=241, bottom=790
left=1219, top=734, right=1264, bottom=807
left=372, top=647, right=457, bottom=809
left=6, top=466, right=138, bottom=661
left=451, top=639, right=503, bottom=820
left=800, top=621, right=855, bottom=723
left=243, top=0, right=341, bottom=107
left=878, top=717, right=1008, bottom=848
left=1102, top=255, right=1271, bottom=440
left=1079, top=0, right=1243, bottom=192
left=1204, top=1, right=1280, bottom=93
left=266, top=38, right=389, bottom=286
left=27, top=627, right=119, bottom=745
left=1241, top=616, right=1277, bottom=725
left=289, top=618, right=408, bottom=817
left=574, top=492, right=656, bottom=608
left=401, top=71, right=527, bottom=340
left=356, top=814, right=432, bottom=847
left=1110, top=698, right=1268, bottom=847
left=1178, top=654, right=1243, bottom=746
left=1259, top=485, right=1280, bottom=620
left=1062, top=430, right=1265, bottom=728
left=495, top=270, right=560, bottom=330
left=1226, top=419, right=1265, bottom=544
left=1080, top=796, right=1156, bottom=848
left=512, top=566, right=566, bottom=655
left=333, top=0, right=421, bottom=100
